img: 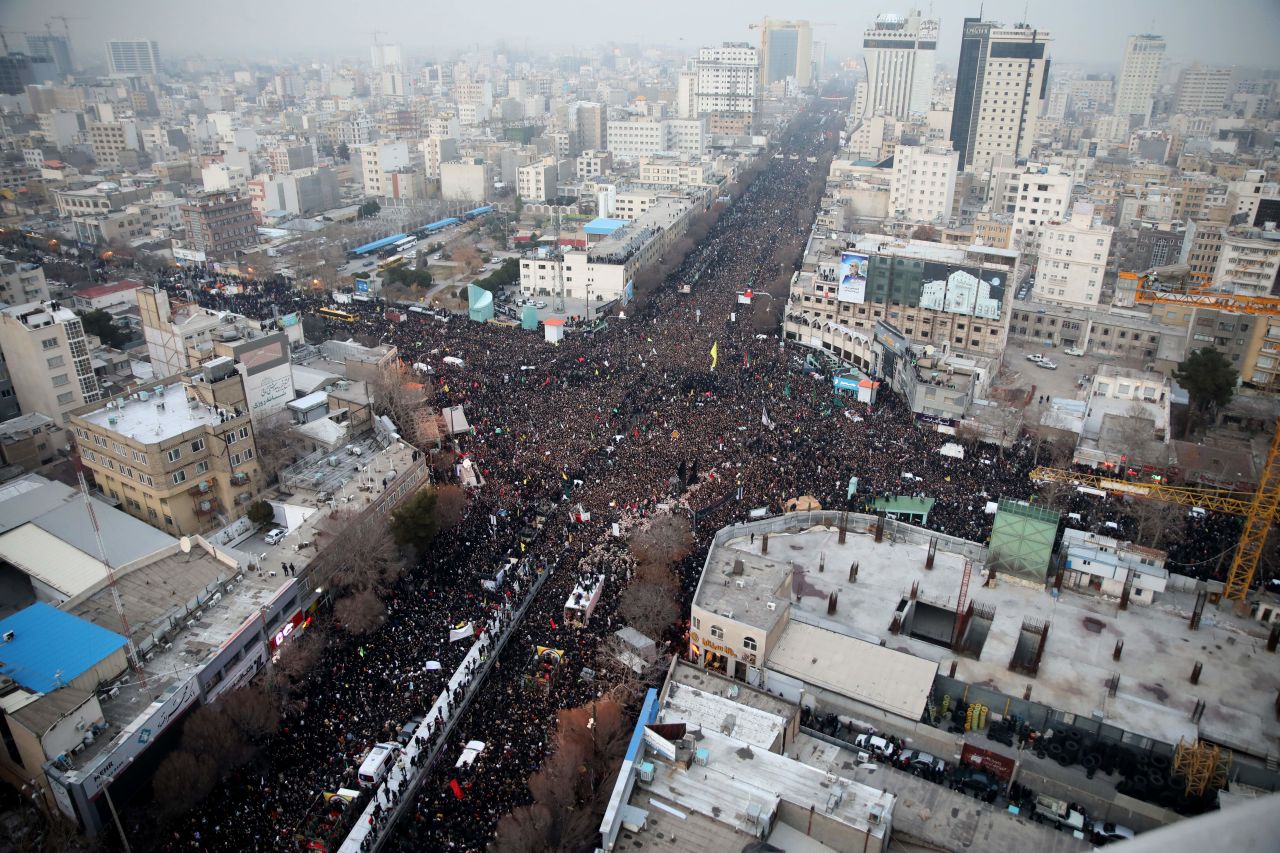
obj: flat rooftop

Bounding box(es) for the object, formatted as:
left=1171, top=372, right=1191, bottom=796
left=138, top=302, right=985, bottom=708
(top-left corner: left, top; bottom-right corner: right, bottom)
left=701, top=521, right=1280, bottom=758
left=78, top=383, right=222, bottom=443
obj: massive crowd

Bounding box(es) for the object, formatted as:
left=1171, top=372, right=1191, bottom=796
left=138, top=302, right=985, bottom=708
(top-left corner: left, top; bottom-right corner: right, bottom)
left=84, top=99, right=1227, bottom=852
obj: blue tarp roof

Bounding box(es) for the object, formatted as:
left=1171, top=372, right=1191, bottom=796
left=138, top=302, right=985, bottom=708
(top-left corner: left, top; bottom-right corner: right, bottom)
left=585, top=217, right=628, bottom=236
left=0, top=603, right=127, bottom=692
left=352, top=233, right=408, bottom=255
left=423, top=217, right=460, bottom=231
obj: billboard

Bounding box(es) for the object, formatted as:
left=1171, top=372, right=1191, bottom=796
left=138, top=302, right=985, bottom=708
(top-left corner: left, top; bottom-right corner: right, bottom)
left=837, top=251, right=868, bottom=303
left=919, top=263, right=1005, bottom=320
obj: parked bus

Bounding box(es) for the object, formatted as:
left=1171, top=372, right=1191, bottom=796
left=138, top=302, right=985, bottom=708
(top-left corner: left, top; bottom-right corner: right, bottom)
left=318, top=307, right=358, bottom=323
left=391, top=236, right=416, bottom=253
left=378, top=256, right=407, bottom=271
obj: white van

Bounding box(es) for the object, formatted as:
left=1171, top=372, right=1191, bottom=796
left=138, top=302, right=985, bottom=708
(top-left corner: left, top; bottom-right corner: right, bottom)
left=358, top=742, right=401, bottom=788
left=455, top=740, right=487, bottom=770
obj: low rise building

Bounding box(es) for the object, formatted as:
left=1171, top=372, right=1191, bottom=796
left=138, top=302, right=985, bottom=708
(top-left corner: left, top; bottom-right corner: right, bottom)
left=0, top=301, right=101, bottom=422
left=180, top=192, right=256, bottom=259
left=0, top=257, right=50, bottom=305
left=1059, top=528, right=1168, bottom=605
left=68, top=363, right=264, bottom=535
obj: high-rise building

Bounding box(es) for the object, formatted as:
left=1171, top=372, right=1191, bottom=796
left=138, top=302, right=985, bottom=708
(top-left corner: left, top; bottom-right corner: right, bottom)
left=26, top=34, right=72, bottom=77
left=105, top=40, right=160, bottom=76
left=1114, top=34, right=1165, bottom=126
left=1009, top=163, right=1073, bottom=252
left=758, top=18, right=813, bottom=89
left=859, top=11, right=939, bottom=120
left=371, top=43, right=403, bottom=70
left=1174, top=65, right=1233, bottom=115
left=691, top=43, right=760, bottom=134
left=1034, top=203, right=1113, bottom=307
left=0, top=55, right=35, bottom=95
left=949, top=20, right=1052, bottom=173
left=890, top=143, right=958, bottom=223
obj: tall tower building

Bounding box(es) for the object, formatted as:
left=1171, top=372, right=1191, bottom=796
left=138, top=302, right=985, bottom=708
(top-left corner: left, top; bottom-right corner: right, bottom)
left=105, top=40, right=160, bottom=76
left=860, top=10, right=939, bottom=120
left=1114, top=34, right=1165, bottom=126
left=692, top=43, right=760, bottom=134
left=26, top=34, right=73, bottom=77
left=758, top=19, right=814, bottom=89
left=949, top=20, right=1051, bottom=173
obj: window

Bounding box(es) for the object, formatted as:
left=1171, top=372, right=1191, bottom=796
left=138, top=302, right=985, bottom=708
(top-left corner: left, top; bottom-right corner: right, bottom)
left=171, top=469, right=187, bottom=485
left=743, top=637, right=757, bottom=651
left=710, top=625, right=724, bottom=640
left=225, top=432, right=238, bottom=445
left=195, top=460, right=209, bottom=474
left=242, top=447, right=253, bottom=460
left=190, top=438, right=205, bottom=453
left=46, top=355, right=64, bottom=369
left=166, top=447, right=182, bottom=463
left=41, top=337, right=58, bottom=350
left=230, top=452, right=241, bottom=465
left=132, top=450, right=147, bottom=463
left=56, top=391, right=73, bottom=405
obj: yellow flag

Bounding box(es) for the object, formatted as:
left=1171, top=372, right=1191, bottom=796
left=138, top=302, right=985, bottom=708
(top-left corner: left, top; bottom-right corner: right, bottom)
left=710, top=341, right=719, bottom=370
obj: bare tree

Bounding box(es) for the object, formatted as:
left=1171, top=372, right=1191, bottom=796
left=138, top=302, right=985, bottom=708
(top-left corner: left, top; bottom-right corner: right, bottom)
left=252, top=410, right=301, bottom=484
left=1125, top=498, right=1186, bottom=550
left=333, top=589, right=387, bottom=635
left=181, top=705, right=254, bottom=774
left=271, top=626, right=328, bottom=692
left=219, top=685, right=281, bottom=741
left=152, top=750, right=217, bottom=817
left=369, top=359, right=428, bottom=434
left=628, top=514, right=694, bottom=572
left=618, top=582, right=679, bottom=640
left=434, top=483, right=467, bottom=528
left=312, top=510, right=402, bottom=593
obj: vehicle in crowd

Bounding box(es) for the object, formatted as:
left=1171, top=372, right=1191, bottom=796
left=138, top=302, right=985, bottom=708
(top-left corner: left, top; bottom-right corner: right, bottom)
left=951, top=767, right=1003, bottom=801
left=456, top=740, right=487, bottom=770
left=357, top=742, right=401, bottom=788
left=853, top=733, right=898, bottom=761
left=898, top=749, right=946, bottom=777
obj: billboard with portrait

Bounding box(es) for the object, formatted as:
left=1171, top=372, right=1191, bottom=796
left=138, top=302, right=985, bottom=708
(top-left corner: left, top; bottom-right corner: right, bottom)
left=919, top=263, right=1006, bottom=320
left=837, top=251, right=868, bottom=303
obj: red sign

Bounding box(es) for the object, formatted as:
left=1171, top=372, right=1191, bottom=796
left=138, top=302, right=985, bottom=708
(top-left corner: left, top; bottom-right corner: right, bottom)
left=961, top=743, right=1016, bottom=781
left=269, top=609, right=312, bottom=650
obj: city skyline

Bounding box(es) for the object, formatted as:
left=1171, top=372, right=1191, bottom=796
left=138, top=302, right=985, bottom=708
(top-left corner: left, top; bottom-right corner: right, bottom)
left=3, top=0, right=1279, bottom=69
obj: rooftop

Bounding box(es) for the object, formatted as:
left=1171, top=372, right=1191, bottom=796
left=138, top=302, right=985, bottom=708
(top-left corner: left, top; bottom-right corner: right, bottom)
left=78, top=382, right=227, bottom=444
left=1, top=300, right=77, bottom=330
left=0, top=603, right=126, bottom=693
left=700, top=519, right=1280, bottom=758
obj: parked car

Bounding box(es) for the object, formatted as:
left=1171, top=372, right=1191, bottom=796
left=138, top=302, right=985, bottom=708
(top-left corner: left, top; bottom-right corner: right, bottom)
left=264, top=527, right=286, bottom=545
left=534, top=300, right=548, bottom=309
left=396, top=715, right=425, bottom=745
left=1037, top=360, right=1058, bottom=370
left=952, top=767, right=1002, bottom=800
left=899, top=749, right=946, bottom=776
left=1092, top=822, right=1136, bottom=844
left=1063, top=347, right=1085, bottom=357
left=1025, top=353, right=1045, bottom=363
left=853, top=733, right=898, bottom=761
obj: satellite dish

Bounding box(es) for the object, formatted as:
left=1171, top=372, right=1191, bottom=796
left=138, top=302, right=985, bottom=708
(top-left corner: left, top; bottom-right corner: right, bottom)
left=179, top=536, right=192, bottom=554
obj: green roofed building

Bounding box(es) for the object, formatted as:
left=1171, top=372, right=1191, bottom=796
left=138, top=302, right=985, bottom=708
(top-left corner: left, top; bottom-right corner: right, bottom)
left=987, top=498, right=1060, bottom=584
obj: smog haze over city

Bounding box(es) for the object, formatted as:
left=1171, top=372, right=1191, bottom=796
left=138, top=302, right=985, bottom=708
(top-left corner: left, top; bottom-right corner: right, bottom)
left=4, top=0, right=1280, bottom=67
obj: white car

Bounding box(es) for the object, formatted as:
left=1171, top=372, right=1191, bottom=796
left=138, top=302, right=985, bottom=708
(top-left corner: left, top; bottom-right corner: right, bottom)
left=534, top=300, right=548, bottom=309
left=853, top=733, right=898, bottom=761
left=264, top=527, right=286, bottom=545
left=1037, top=360, right=1058, bottom=370
left=1025, top=353, right=1045, bottom=363
left=1064, top=347, right=1085, bottom=357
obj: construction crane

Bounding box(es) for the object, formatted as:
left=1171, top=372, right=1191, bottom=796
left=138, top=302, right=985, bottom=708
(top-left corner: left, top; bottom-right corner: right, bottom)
left=1029, top=418, right=1280, bottom=602
left=1124, top=270, right=1280, bottom=316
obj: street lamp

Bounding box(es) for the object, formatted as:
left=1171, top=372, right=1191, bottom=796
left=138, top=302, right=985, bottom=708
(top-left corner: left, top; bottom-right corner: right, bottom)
left=87, top=760, right=133, bottom=853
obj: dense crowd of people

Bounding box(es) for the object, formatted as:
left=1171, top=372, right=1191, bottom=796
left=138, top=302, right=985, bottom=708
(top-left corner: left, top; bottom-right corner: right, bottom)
left=91, top=98, right=1233, bottom=852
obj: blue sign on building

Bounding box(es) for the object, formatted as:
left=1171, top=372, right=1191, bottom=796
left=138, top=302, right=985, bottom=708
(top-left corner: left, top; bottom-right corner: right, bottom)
left=355, top=279, right=369, bottom=292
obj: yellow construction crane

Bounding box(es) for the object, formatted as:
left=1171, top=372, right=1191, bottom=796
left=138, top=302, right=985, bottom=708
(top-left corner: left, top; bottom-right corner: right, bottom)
left=1123, top=270, right=1280, bottom=317
left=1029, top=418, right=1280, bottom=602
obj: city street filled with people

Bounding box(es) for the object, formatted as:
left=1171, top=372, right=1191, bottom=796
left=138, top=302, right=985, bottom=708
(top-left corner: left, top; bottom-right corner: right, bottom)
left=91, top=99, right=1218, bottom=852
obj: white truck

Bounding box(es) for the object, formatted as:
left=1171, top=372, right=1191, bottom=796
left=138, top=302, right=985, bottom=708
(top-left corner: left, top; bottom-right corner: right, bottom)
left=1034, top=794, right=1087, bottom=836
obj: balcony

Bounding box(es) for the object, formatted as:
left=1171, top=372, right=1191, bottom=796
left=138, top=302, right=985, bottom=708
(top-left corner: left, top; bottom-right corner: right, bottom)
left=192, top=492, right=222, bottom=518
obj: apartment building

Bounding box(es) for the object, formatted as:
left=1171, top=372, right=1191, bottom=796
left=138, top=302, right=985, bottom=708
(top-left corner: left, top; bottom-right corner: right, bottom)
left=439, top=160, right=490, bottom=202
left=0, top=301, right=101, bottom=422
left=105, top=40, right=160, bottom=76
left=889, top=143, right=958, bottom=223
left=1114, top=34, right=1165, bottom=125
left=1212, top=227, right=1280, bottom=297
left=179, top=192, right=255, bottom=258
left=1010, top=164, right=1073, bottom=252
left=88, top=122, right=130, bottom=169
left=0, top=257, right=50, bottom=305
left=517, top=157, right=558, bottom=203
left=1174, top=65, right=1233, bottom=115
left=422, top=135, right=458, bottom=180
left=69, top=363, right=263, bottom=535
left=692, top=43, right=759, bottom=133
left=606, top=118, right=706, bottom=159
left=358, top=141, right=412, bottom=198
left=575, top=150, right=612, bottom=180
left=758, top=18, right=814, bottom=88
left=1034, top=202, right=1113, bottom=307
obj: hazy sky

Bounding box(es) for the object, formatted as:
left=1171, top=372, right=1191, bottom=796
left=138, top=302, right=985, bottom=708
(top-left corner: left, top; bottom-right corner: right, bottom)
left=5, top=0, right=1279, bottom=70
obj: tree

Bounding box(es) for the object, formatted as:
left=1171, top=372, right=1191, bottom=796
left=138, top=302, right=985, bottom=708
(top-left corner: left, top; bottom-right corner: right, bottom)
left=152, top=751, right=216, bottom=817
left=219, top=685, right=280, bottom=741
left=77, top=308, right=128, bottom=347
left=434, top=483, right=466, bottom=528
left=246, top=499, right=275, bottom=527
left=334, top=589, right=387, bottom=635
left=358, top=199, right=381, bottom=218
left=383, top=263, right=433, bottom=289
left=336, top=142, right=350, bottom=161
left=911, top=224, right=942, bottom=242
left=182, top=704, right=254, bottom=774
left=389, top=488, right=442, bottom=556
left=252, top=411, right=301, bottom=484
left=618, top=582, right=679, bottom=639
left=369, top=359, right=427, bottom=433
left=1173, top=348, right=1236, bottom=434
left=313, top=510, right=402, bottom=593
left=628, top=514, right=693, bottom=572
